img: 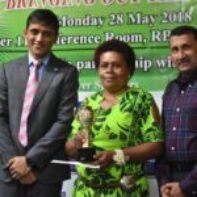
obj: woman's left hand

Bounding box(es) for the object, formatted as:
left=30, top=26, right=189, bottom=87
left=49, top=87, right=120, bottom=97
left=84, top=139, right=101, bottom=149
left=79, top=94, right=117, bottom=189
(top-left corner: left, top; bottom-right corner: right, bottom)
left=93, top=150, right=115, bottom=168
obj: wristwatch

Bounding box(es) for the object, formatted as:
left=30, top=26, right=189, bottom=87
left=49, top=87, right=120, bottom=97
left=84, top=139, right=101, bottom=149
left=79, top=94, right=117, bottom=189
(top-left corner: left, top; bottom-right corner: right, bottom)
left=112, top=149, right=129, bottom=165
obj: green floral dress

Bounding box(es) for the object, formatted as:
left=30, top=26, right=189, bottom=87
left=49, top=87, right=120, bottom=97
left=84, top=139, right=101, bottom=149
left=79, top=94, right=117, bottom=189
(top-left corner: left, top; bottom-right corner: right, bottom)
left=69, top=87, right=163, bottom=197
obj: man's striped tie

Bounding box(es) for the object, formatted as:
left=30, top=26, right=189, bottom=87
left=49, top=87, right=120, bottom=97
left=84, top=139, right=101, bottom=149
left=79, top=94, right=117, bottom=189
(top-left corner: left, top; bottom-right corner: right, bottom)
left=18, top=61, right=40, bottom=146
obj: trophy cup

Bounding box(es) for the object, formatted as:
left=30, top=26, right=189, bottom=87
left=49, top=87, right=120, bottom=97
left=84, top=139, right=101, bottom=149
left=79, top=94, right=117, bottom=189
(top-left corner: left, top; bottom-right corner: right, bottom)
left=77, top=106, right=96, bottom=162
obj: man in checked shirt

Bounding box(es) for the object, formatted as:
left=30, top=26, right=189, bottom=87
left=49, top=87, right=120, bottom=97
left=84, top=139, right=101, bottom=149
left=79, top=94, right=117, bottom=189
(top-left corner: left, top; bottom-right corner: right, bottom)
left=159, top=25, right=197, bottom=197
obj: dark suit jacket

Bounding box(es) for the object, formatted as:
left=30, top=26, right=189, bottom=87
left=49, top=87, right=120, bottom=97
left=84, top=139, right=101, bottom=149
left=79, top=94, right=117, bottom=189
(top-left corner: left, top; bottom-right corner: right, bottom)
left=0, top=54, right=79, bottom=183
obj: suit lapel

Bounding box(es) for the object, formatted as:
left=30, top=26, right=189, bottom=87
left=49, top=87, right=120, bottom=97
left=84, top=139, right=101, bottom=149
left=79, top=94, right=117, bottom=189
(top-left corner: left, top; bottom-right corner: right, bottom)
left=18, top=56, right=29, bottom=100
left=13, top=56, right=29, bottom=147
left=16, top=56, right=29, bottom=117
left=30, top=55, right=59, bottom=112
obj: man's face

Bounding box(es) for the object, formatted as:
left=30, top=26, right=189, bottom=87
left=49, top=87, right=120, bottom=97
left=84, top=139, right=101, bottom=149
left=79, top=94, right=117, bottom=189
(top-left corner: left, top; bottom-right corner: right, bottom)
left=24, top=23, right=57, bottom=59
left=170, top=34, right=197, bottom=74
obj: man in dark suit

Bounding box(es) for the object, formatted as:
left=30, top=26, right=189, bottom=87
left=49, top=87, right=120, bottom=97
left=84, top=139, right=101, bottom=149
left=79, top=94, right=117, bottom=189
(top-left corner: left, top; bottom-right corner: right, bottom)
left=0, top=9, right=78, bottom=197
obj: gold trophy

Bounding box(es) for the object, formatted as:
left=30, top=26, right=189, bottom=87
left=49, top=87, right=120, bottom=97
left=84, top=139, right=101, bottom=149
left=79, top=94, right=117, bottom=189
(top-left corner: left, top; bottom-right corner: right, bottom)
left=77, top=106, right=96, bottom=162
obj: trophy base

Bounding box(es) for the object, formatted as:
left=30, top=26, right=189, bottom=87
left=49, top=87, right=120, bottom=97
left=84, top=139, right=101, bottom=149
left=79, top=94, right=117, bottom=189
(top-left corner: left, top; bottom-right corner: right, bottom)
left=77, top=147, right=96, bottom=162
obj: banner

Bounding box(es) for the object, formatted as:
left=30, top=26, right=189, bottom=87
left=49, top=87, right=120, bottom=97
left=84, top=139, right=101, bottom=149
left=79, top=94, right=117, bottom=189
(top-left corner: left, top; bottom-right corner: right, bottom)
left=0, top=1, right=196, bottom=195
left=0, top=0, right=196, bottom=97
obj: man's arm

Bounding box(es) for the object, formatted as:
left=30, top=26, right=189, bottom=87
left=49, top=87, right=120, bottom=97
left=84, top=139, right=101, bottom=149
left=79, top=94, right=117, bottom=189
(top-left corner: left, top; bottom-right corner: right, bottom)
left=0, top=64, right=18, bottom=166
left=179, top=165, right=197, bottom=195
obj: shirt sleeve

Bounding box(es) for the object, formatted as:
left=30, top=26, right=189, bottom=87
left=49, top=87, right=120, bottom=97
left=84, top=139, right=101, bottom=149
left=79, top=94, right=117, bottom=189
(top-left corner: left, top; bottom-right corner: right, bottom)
left=139, top=91, right=164, bottom=143
left=180, top=165, right=197, bottom=195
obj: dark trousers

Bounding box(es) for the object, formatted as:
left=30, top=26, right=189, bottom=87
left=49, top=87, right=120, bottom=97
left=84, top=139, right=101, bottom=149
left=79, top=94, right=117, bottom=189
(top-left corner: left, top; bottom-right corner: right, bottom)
left=0, top=180, right=63, bottom=197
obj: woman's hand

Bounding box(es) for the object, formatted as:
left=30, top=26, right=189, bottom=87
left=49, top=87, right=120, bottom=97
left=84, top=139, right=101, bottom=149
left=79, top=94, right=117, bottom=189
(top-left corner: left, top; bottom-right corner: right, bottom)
left=65, top=131, right=88, bottom=158
left=93, top=150, right=115, bottom=168
left=74, top=131, right=88, bottom=148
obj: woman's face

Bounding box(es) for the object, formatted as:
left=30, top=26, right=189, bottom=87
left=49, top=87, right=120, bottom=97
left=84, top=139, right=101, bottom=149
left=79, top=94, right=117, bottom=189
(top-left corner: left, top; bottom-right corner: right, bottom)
left=98, top=51, right=131, bottom=93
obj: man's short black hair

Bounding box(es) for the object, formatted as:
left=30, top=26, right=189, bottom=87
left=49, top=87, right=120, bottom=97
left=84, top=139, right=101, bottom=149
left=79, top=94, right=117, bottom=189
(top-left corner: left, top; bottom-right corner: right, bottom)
left=26, top=9, right=59, bottom=34
left=170, top=25, right=197, bottom=40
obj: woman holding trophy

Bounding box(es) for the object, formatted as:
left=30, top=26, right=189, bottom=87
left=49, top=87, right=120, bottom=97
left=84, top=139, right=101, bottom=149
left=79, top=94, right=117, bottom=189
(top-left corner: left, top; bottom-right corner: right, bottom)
left=65, top=39, right=163, bottom=196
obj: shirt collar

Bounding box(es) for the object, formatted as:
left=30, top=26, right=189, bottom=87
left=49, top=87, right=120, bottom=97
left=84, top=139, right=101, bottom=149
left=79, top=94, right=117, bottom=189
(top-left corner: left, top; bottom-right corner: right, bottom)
left=28, top=53, right=50, bottom=67
left=176, top=70, right=197, bottom=86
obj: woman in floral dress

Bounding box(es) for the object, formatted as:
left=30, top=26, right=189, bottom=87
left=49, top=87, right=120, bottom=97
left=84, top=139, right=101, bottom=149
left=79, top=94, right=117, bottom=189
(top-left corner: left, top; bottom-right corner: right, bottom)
left=65, top=39, right=163, bottom=197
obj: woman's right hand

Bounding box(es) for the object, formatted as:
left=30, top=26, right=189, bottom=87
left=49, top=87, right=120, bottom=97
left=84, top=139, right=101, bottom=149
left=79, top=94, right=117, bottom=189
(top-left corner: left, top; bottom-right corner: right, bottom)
left=65, top=131, right=88, bottom=157
left=74, top=131, right=89, bottom=149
